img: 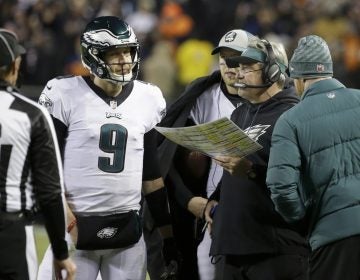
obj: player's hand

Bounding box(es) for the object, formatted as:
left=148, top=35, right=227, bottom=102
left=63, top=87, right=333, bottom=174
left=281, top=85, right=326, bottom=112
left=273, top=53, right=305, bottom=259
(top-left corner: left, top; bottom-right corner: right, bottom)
left=187, top=196, right=208, bottom=218
left=67, top=220, right=78, bottom=245
left=204, top=200, right=218, bottom=234
left=66, top=204, right=78, bottom=245
left=53, top=257, right=76, bottom=280
left=214, top=156, right=252, bottom=176
left=161, top=237, right=181, bottom=279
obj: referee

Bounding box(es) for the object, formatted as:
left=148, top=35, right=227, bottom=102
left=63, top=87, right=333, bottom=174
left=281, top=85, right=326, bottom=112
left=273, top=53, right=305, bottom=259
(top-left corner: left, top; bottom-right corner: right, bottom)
left=0, top=29, right=76, bottom=279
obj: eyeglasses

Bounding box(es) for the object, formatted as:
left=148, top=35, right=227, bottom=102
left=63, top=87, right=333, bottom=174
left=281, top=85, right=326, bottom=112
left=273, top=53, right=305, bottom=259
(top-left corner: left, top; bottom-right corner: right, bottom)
left=236, top=66, right=264, bottom=75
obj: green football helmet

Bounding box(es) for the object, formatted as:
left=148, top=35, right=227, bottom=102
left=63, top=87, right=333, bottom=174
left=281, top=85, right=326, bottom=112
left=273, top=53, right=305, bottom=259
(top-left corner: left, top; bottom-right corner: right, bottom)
left=80, top=16, right=140, bottom=84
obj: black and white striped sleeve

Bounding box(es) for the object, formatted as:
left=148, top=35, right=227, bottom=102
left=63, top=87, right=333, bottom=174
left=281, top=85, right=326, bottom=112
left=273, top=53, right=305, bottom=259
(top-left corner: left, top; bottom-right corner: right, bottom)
left=29, top=104, right=68, bottom=260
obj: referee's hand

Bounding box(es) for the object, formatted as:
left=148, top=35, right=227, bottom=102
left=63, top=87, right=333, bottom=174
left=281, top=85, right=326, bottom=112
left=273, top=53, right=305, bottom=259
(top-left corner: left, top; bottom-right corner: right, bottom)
left=54, top=257, right=76, bottom=280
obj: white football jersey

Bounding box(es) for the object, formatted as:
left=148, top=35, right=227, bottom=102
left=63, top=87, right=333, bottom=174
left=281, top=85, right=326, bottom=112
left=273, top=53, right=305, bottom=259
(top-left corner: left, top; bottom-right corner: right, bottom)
left=189, top=83, right=237, bottom=197
left=39, top=76, right=166, bottom=213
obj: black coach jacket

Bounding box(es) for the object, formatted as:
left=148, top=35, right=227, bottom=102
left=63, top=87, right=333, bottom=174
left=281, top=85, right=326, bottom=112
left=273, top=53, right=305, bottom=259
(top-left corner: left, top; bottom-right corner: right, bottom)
left=157, top=70, right=221, bottom=208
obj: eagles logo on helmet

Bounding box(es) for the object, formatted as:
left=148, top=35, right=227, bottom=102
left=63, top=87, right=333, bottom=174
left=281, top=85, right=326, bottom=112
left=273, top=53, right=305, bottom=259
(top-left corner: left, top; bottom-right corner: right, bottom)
left=80, top=16, right=140, bottom=84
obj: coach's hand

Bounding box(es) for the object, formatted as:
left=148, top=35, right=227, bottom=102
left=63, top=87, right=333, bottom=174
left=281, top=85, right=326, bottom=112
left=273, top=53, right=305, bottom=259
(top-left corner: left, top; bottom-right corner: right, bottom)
left=53, top=257, right=76, bottom=280
left=187, top=196, right=208, bottom=218
left=214, top=156, right=252, bottom=176
left=204, top=200, right=218, bottom=234
left=161, top=237, right=181, bottom=280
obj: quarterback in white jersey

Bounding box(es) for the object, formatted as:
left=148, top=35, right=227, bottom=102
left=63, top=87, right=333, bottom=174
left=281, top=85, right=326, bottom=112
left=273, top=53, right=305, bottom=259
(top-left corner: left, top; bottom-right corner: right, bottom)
left=37, top=16, right=178, bottom=280
left=40, top=75, right=165, bottom=214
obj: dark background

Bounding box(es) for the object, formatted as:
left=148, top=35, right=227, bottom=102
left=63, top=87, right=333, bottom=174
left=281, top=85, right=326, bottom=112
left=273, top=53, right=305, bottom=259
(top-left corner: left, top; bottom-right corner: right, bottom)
left=2, top=0, right=360, bottom=103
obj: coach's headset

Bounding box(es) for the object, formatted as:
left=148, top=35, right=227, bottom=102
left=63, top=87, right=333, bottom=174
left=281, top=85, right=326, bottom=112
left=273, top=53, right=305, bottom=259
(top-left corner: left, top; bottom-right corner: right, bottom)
left=262, top=39, right=282, bottom=84
left=226, top=39, right=283, bottom=88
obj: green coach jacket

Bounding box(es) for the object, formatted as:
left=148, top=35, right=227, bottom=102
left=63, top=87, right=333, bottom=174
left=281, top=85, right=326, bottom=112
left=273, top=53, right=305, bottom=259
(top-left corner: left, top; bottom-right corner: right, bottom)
left=267, top=78, right=360, bottom=251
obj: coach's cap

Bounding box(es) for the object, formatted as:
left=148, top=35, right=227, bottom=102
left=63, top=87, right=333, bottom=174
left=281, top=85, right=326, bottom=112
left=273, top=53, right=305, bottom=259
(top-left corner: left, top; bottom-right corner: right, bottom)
left=289, top=35, right=333, bottom=79
left=211, top=29, right=259, bottom=55
left=226, top=40, right=289, bottom=77
left=0, top=28, right=26, bottom=67
left=224, top=36, right=268, bottom=68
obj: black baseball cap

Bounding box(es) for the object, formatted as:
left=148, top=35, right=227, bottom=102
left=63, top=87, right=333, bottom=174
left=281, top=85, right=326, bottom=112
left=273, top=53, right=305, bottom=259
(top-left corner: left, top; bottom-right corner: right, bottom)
left=0, top=28, right=26, bottom=67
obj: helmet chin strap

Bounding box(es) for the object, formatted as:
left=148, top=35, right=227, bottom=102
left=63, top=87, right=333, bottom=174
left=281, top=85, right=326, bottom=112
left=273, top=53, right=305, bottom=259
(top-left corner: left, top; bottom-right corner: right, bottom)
left=100, top=63, right=134, bottom=84
left=105, top=78, right=129, bottom=86
left=110, top=71, right=133, bottom=83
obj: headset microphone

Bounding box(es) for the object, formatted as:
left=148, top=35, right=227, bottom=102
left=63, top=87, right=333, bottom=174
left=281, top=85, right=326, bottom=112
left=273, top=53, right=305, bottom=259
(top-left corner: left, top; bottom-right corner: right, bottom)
left=234, top=83, right=271, bottom=88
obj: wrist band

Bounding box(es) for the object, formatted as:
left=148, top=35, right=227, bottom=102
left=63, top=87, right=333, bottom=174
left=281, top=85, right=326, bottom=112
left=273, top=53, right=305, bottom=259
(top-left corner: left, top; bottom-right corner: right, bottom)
left=67, top=219, right=77, bottom=233
left=145, top=187, right=171, bottom=227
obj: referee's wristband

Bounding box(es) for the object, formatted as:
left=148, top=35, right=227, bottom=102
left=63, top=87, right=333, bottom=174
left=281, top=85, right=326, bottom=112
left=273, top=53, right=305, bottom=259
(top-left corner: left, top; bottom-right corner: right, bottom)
left=67, top=219, right=77, bottom=233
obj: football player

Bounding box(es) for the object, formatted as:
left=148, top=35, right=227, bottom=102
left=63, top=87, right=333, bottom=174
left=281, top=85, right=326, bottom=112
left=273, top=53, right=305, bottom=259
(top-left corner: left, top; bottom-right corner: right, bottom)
left=37, top=16, right=178, bottom=280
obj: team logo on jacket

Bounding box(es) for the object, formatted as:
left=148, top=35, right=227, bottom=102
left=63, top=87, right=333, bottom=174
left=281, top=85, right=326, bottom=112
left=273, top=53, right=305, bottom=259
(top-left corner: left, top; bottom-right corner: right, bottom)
left=38, top=93, right=53, bottom=109
left=244, top=124, right=271, bottom=141
left=97, top=227, right=118, bottom=239
left=327, top=92, right=336, bottom=99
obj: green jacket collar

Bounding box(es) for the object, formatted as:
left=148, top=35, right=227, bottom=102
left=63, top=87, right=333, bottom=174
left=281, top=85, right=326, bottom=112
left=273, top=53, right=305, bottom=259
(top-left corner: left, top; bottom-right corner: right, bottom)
left=301, top=78, right=345, bottom=101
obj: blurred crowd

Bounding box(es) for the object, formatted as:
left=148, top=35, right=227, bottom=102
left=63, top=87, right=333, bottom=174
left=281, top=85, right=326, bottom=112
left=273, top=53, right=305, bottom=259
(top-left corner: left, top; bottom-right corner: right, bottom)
left=1, top=0, right=360, bottom=104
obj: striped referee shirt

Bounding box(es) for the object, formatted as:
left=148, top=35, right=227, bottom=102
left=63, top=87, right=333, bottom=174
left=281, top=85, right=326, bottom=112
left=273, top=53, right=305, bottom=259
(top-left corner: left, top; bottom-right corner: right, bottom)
left=0, top=81, right=68, bottom=260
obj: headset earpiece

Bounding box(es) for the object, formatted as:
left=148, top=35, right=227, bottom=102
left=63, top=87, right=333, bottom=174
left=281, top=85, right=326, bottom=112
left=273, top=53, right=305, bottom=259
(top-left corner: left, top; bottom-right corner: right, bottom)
left=262, top=40, right=281, bottom=84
